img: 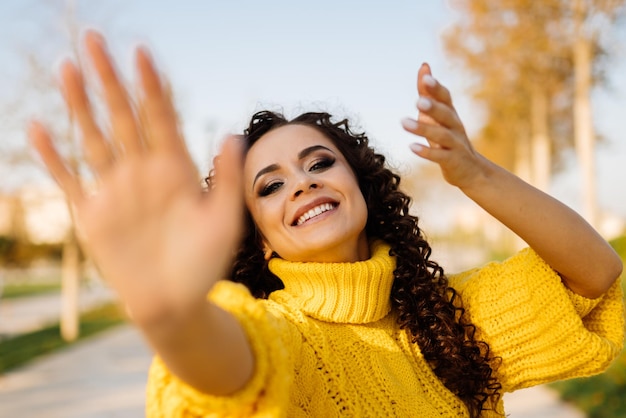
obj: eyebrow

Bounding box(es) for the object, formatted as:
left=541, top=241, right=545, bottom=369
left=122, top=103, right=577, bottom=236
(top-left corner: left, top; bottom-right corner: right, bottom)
left=252, top=145, right=334, bottom=188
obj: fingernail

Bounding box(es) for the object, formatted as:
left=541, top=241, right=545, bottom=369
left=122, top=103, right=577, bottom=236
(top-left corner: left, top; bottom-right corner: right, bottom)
left=86, top=29, right=105, bottom=44
left=27, top=120, right=41, bottom=137
left=401, top=118, right=418, bottom=131
left=423, top=74, right=437, bottom=88
left=409, top=143, right=424, bottom=153
left=137, top=45, right=153, bottom=63
left=417, top=97, right=432, bottom=111
left=60, top=59, right=80, bottom=78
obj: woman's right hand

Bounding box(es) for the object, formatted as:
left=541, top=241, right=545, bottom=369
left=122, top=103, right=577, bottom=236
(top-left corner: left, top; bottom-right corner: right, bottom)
left=28, top=31, right=245, bottom=327
left=30, top=31, right=255, bottom=394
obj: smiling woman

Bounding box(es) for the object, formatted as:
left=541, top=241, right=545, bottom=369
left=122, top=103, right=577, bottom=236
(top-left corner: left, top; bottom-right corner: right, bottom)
left=28, top=31, right=624, bottom=418
left=242, top=120, right=369, bottom=263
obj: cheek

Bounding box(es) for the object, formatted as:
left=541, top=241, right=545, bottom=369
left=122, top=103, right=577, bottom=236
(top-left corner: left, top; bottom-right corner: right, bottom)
left=244, top=197, right=264, bottom=232
left=351, top=183, right=369, bottom=226
left=249, top=199, right=284, bottom=239
left=356, top=195, right=369, bottom=228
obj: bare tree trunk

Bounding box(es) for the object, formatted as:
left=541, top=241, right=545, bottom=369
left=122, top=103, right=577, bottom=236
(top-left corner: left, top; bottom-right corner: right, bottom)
left=58, top=0, right=83, bottom=342
left=59, top=138, right=82, bottom=341
left=9, top=194, right=28, bottom=243
left=61, top=226, right=80, bottom=341
left=573, top=0, right=599, bottom=228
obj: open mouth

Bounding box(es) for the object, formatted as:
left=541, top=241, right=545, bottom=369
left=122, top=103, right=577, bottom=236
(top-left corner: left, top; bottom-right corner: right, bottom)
left=293, top=203, right=337, bottom=226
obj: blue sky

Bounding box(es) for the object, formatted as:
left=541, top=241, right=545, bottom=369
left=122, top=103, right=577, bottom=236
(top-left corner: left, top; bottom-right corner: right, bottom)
left=1, top=0, right=625, bottom=225
left=0, top=1, right=461, bottom=166
left=111, top=0, right=459, bottom=167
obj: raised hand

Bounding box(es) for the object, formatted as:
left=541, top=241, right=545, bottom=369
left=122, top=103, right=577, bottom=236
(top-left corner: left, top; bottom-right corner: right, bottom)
left=401, top=63, right=621, bottom=298
left=28, top=31, right=245, bottom=327
left=401, top=63, right=486, bottom=190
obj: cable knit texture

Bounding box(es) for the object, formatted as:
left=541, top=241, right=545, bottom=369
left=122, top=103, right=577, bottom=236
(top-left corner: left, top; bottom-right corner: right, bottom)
left=146, top=242, right=624, bottom=417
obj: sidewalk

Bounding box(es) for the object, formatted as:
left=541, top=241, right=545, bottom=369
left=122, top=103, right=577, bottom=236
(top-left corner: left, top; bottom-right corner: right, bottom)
left=504, top=386, right=585, bottom=418
left=0, top=284, right=116, bottom=337
left=0, top=324, right=152, bottom=418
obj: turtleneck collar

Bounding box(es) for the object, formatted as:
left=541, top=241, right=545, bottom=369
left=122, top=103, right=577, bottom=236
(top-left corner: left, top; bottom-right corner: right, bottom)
left=268, top=241, right=396, bottom=324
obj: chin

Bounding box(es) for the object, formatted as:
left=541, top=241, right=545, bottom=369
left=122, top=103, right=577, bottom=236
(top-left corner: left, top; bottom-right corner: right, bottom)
left=298, top=239, right=368, bottom=263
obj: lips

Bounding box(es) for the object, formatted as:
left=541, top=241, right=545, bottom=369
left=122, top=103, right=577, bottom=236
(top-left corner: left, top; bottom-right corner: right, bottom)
left=291, top=198, right=338, bottom=226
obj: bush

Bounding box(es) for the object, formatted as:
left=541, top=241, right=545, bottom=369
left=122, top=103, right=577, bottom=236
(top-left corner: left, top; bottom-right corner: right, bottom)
left=0, top=235, right=63, bottom=267
left=0, top=236, right=17, bottom=263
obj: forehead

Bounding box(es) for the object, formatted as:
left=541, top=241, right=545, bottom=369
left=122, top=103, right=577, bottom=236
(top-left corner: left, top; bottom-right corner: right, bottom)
left=244, top=124, right=339, bottom=168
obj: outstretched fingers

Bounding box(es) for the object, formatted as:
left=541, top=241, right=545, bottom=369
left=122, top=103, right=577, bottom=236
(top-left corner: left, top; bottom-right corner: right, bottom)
left=60, top=60, right=113, bottom=176
left=415, top=67, right=463, bottom=132
left=210, top=136, right=244, bottom=207
left=402, top=63, right=467, bottom=156
left=417, top=63, right=453, bottom=107
left=136, top=46, right=187, bottom=156
left=207, top=136, right=245, bottom=236
left=401, top=118, right=453, bottom=165
left=28, top=121, right=85, bottom=203
left=406, top=141, right=449, bottom=163
left=402, top=119, right=456, bottom=150
left=85, top=31, right=143, bottom=155
left=416, top=63, right=437, bottom=127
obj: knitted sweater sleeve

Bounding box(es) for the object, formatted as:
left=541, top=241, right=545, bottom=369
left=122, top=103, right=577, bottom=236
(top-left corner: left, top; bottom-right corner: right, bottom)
left=448, top=247, right=624, bottom=393
left=145, top=280, right=294, bottom=417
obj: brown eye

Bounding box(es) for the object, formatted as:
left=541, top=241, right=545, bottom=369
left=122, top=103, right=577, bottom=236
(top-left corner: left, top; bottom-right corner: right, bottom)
left=309, top=157, right=335, bottom=172
left=259, top=181, right=283, bottom=197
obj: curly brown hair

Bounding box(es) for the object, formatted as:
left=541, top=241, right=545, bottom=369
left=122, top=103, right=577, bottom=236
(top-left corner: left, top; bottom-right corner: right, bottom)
left=206, top=110, right=501, bottom=417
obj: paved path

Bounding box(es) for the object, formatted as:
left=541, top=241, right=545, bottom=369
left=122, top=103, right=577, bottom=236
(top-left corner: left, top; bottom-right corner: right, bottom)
left=504, top=386, right=584, bottom=418
left=0, top=292, right=587, bottom=417
left=0, top=324, right=152, bottom=418
left=0, top=285, right=116, bottom=337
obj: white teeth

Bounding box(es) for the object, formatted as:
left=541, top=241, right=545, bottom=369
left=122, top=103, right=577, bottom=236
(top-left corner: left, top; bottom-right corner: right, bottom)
left=296, top=203, right=335, bottom=226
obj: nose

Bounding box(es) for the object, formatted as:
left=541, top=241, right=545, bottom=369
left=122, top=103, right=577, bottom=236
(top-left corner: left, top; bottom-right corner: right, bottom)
left=291, top=176, right=321, bottom=200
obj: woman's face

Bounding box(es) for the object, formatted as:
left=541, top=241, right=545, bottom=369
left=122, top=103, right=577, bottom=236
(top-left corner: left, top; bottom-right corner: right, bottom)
left=243, top=124, right=369, bottom=263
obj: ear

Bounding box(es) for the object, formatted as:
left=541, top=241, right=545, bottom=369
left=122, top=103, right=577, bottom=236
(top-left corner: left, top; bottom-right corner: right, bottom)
left=262, top=241, right=274, bottom=261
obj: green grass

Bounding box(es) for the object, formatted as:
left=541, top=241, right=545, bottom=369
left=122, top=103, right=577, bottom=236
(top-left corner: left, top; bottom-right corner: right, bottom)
left=2, top=282, right=61, bottom=299
left=549, top=234, right=626, bottom=418
left=0, top=302, right=127, bottom=374
left=611, top=235, right=626, bottom=258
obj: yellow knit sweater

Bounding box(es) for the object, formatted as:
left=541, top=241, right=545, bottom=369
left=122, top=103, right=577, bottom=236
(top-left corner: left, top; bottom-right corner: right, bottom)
left=146, top=242, right=624, bottom=417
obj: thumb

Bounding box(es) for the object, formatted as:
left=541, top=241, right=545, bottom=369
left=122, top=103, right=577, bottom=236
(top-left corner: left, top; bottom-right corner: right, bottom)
left=207, top=135, right=245, bottom=229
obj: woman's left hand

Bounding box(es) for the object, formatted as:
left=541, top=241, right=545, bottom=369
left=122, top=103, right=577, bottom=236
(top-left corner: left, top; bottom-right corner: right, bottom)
left=401, top=63, right=486, bottom=190
left=401, top=64, right=622, bottom=299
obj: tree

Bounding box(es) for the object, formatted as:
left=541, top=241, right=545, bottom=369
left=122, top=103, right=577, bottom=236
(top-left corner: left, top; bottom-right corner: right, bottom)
left=569, top=0, right=625, bottom=227
left=442, top=0, right=625, bottom=232
left=0, top=0, right=122, bottom=341
left=444, top=1, right=572, bottom=185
